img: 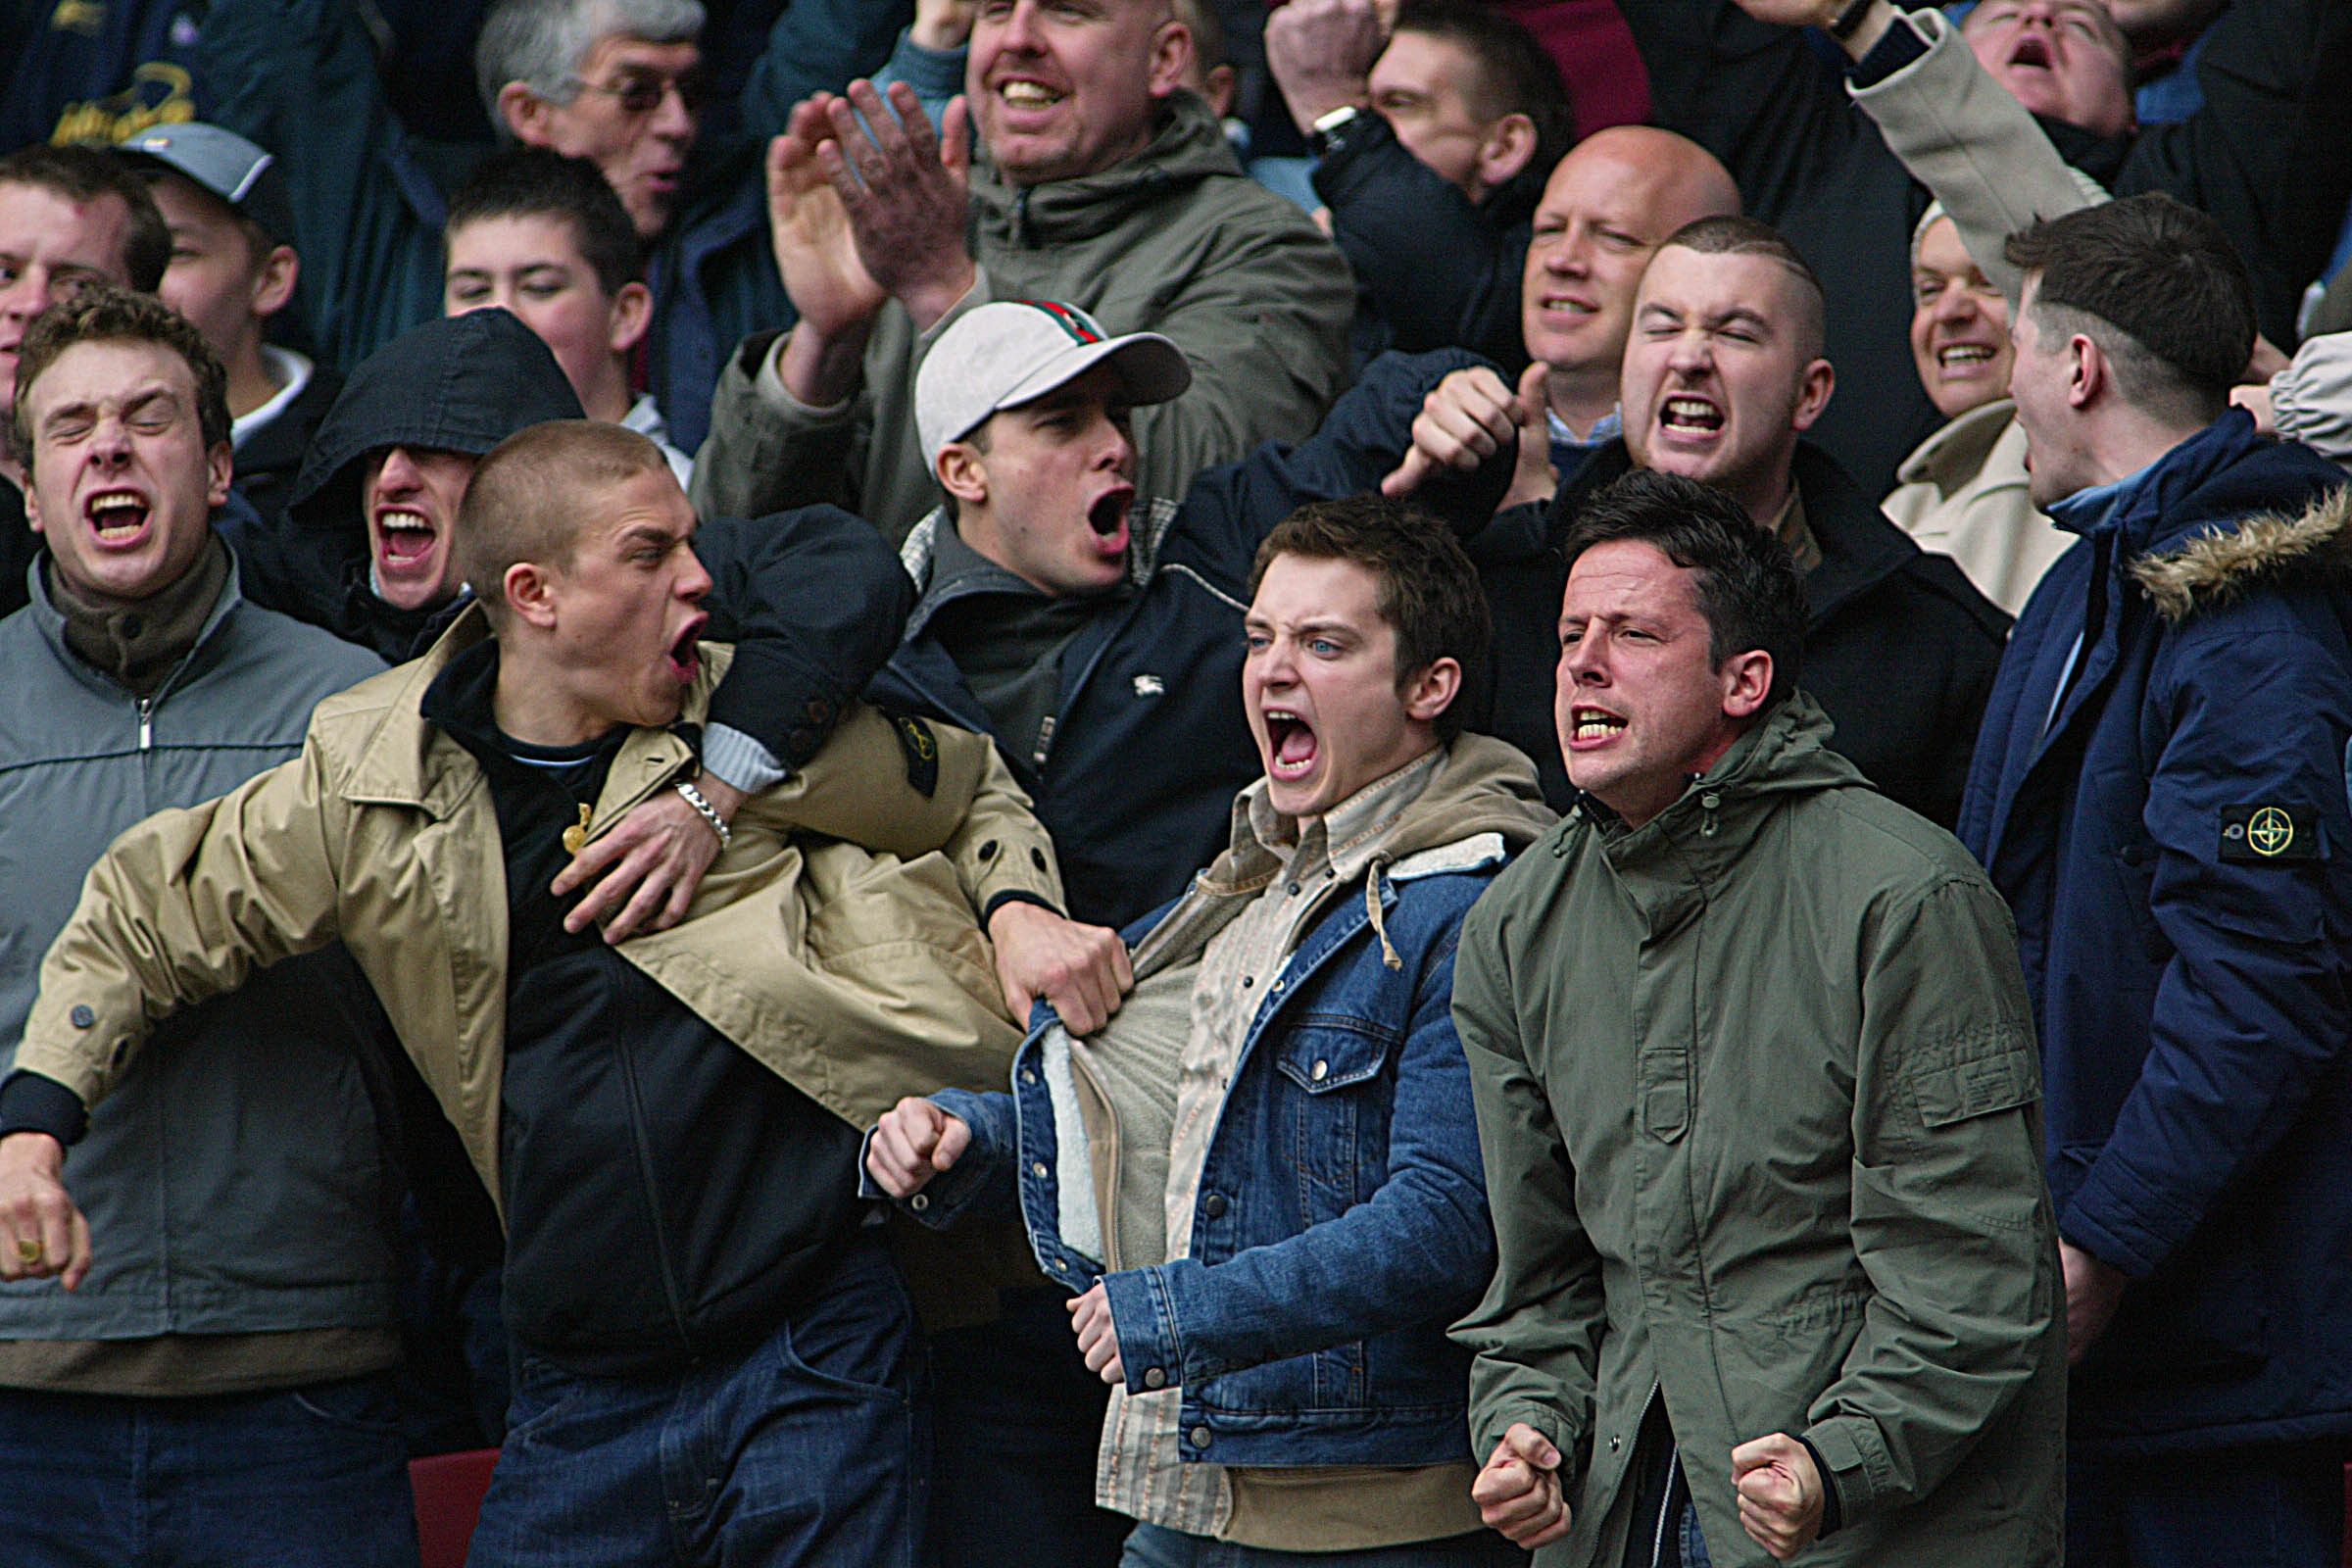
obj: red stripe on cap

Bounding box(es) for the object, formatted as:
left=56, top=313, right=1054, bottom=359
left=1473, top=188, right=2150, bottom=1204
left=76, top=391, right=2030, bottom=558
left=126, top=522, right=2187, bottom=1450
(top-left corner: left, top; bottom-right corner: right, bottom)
left=1016, top=300, right=1103, bottom=345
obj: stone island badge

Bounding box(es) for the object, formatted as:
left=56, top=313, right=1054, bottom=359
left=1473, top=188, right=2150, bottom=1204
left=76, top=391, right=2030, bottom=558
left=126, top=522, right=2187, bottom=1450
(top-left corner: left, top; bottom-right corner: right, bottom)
left=894, top=714, right=941, bottom=797
left=2220, top=804, right=2321, bottom=862
left=562, top=804, right=593, bottom=857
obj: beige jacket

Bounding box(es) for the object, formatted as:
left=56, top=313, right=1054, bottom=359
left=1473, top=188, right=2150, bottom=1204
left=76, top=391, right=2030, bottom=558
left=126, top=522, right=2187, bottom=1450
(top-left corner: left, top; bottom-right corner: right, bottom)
left=1884, top=400, right=2074, bottom=613
left=21, top=608, right=1058, bottom=1212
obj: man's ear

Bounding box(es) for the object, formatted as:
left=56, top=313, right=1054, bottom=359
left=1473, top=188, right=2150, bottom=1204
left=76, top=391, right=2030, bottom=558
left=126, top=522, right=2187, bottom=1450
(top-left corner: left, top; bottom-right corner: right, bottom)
left=608, top=280, right=654, bottom=358
left=936, top=441, right=988, bottom=509
left=1476, top=113, right=1538, bottom=196
left=1203, top=64, right=1239, bottom=120
left=1148, top=20, right=1197, bottom=100
left=1401, top=656, right=1463, bottom=726
left=12, top=453, right=39, bottom=532
left=250, top=244, right=300, bottom=320
left=1720, top=649, right=1773, bottom=719
left=1790, top=359, right=1835, bottom=433
left=504, top=560, right=562, bottom=629
left=206, top=441, right=233, bottom=511
left=2069, top=334, right=2106, bottom=411
left=498, top=81, right=554, bottom=147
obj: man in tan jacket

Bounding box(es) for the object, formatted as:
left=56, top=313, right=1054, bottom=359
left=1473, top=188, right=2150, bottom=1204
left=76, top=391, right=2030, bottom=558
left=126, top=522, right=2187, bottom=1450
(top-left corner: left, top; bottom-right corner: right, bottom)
left=0, top=420, right=1082, bottom=1566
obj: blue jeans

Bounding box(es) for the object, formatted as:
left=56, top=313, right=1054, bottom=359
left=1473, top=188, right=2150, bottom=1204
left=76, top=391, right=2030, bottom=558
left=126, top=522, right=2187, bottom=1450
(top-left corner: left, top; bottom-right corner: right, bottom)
left=0, top=1373, right=417, bottom=1567
left=465, top=1233, right=926, bottom=1568
left=1120, top=1522, right=1527, bottom=1567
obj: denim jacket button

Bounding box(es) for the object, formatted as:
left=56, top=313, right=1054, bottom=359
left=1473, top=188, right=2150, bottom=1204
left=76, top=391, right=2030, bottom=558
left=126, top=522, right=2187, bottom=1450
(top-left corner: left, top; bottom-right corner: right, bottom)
left=1021, top=1069, right=1039, bottom=1085
left=1310, top=1059, right=1329, bottom=1082
left=908, top=1193, right=930, bottom=1212
left=1202, top=1194, right=1228, bottom=1219
left=1032, top=1161, right=1050, bottom=1178
left=1189, top=1427, right=1212, bottom=1449
left=1144, top=1367, right=1167, bottom=1389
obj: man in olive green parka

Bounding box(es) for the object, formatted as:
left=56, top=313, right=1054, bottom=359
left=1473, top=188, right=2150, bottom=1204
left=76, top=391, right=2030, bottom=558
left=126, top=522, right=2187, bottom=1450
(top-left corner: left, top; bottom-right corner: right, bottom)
left=1450, top=469, right=2065, bottom=1567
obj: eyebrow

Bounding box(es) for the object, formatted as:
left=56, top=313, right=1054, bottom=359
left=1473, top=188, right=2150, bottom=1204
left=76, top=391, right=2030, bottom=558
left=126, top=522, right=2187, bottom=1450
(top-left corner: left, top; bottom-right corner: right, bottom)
left=40, top=385, right=176, bottom=427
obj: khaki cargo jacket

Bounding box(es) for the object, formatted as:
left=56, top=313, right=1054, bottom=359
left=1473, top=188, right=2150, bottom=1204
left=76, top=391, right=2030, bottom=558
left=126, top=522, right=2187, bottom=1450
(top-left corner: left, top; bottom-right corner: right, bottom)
left=19, top=608, right=1057, bottom=1213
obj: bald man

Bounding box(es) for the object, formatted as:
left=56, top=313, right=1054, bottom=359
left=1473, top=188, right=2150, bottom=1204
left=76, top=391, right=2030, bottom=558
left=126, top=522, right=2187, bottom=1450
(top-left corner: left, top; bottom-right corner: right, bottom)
left=1383, top=125, right=1740, bottom=513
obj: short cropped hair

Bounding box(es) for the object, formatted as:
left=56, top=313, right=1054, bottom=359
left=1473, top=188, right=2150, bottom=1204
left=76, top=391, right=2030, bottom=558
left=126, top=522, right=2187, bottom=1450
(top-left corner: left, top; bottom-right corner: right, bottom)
left=1173, top=0, right=1225, bottom=73
left=1656, top=214, right=1827, bottom=365
left=476, top=0, right=706, bottom=125
left=2005, top=193, right=2254, bottom=419
left=10, top=285, right=230, bottom=466
left=0, top=144, right=172, bottom=294
left=1250, top=495, right=1493, bottom=743
left=1558, top=468, right=1808, bottom=710
left=1395, top=0, right=1575, bottom=181
left=448, top=146, right=645, bottom=297
left=458, top=419, right=668, bottom=619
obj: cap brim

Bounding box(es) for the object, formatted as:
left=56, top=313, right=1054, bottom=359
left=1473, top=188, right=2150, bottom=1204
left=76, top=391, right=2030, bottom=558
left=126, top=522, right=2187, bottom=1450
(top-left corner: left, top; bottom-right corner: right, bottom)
left=983, top=331, right=1193, bottom=431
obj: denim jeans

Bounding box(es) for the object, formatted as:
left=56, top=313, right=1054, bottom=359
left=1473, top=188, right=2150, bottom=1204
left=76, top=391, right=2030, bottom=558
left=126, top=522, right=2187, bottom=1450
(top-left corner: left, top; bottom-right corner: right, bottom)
left=1120, top=1522, right=1527, bottom=1567
left=0, top=1373, right=418, bottom=1567
left=464, top=1232, right=926, bottom=1568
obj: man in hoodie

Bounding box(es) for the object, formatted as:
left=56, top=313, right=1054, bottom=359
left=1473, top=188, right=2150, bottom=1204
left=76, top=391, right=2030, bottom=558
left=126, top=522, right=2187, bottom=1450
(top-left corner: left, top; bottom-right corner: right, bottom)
left=869, top=495, right=1554, bottom=1566
left=1455, top=467, right=2065, bottom=1568
left=690, top=0, right=1355, bottom=545
left=1958, top=195, right=2352, bottom=1567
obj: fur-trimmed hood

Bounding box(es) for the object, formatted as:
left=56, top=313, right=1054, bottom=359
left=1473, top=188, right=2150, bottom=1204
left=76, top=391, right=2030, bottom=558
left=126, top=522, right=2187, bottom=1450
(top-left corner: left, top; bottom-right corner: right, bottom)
left=2132, top=481, right=2352, bottom=622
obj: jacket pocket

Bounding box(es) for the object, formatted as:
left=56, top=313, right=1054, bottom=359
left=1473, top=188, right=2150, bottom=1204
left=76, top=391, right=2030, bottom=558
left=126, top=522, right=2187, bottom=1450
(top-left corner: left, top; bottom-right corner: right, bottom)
left=1272, top=1018, right=1399, bottom=1219
left=1909, top=1038, right=2040, bottom=1128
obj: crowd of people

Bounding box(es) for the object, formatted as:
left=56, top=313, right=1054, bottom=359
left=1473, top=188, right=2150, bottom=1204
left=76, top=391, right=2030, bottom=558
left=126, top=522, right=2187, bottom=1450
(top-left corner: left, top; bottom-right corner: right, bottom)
left=0, top=0, right=2348, bottom=1564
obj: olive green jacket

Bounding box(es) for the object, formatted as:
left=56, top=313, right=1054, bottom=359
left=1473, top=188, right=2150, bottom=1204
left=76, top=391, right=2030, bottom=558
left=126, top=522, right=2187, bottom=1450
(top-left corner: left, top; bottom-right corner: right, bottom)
left=19, top=607, right=1055, bottom=1212
left=1451, top=695, right=2065, bottom=1567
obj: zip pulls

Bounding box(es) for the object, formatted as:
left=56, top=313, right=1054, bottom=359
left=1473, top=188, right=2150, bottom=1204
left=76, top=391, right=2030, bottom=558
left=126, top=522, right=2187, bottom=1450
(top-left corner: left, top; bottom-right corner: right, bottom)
left=137, top=696, right=154, bottom=752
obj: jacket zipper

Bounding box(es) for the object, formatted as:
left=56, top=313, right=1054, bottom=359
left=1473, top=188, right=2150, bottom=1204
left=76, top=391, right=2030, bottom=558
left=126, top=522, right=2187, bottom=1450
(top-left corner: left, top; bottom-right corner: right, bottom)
left=613, top=1033, right=696, bottom=1354
left=137, top=696, right=154, bottom=751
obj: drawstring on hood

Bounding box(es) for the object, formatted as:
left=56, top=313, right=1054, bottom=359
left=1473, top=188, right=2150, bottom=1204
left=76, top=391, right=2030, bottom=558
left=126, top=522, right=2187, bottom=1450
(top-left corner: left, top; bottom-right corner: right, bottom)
left=1364, top=854, right=1402, bottom=970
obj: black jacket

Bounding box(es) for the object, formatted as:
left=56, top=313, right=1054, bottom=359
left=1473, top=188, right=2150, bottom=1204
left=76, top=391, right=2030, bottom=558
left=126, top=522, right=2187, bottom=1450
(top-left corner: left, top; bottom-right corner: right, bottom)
left=228, top=364, right=343, bottom=537
left=869, top=349, right=1512, bottom=929
left=218, top=308, right=912, bottom=772
left=1472, top=440, right=2010, bottom=826
left=1313, top=114, right=1540, bottom=376
left=1620, top=0, right=2352, bottom=496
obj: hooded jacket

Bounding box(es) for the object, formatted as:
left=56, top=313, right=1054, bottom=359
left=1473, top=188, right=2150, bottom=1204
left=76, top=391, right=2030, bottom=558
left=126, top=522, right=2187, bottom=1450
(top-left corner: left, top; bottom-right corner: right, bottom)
left=1958, top=413, right=2352, bottom=1453
left=913, top=736, right=1556, bottom=1469
left=691, top=93, right=1356, bottom=546
left=214, top=309, right=916, bottom=780
left=1474, top=440, right=2009, bottom=825
left=1454, top=693, right=2067, bottom=1568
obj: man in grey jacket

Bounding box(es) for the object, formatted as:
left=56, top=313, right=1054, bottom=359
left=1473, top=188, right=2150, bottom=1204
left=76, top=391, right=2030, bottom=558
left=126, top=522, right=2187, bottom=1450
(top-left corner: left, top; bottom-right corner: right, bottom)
left=689, top=0, right=1354, bottom=546
left=0, top=290, right=413, bottom=1562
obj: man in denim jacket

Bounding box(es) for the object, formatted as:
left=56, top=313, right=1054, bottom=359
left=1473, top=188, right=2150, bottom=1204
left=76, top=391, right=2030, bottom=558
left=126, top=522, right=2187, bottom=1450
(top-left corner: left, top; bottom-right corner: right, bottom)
left=868, top=494, right=1554, bottom=1565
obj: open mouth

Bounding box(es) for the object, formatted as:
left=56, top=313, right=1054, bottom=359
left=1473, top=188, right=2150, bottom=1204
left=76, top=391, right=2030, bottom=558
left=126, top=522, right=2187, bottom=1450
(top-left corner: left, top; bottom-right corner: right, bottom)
left=85, top=489, right=152, bottom=544
left=1087, top=485, right=1133, bottom=540
left=2008, top=34, right=2053, bottom=70
left=1263, top=707, right=1318, bottom=780
left=1937, top=343, right=1997, bottom=368
left=997, top=78, right=1066, bottom=110
left=1539, top=294, right=1597, bottom=318
left=667, top=616, right=706, bottom=683
left=1658, top=395, right=1724, bottom=436
left=374, top=509, right=438, bottom=572
left=1568, top=706, right=1627, bottom=746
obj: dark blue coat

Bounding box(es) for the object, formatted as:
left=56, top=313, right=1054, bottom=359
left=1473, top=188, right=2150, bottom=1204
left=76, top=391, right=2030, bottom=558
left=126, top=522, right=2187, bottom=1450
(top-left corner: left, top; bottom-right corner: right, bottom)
left=868, top=349, right=1508, bottom=929
left=1957, top=413, right=2352, bottom=1454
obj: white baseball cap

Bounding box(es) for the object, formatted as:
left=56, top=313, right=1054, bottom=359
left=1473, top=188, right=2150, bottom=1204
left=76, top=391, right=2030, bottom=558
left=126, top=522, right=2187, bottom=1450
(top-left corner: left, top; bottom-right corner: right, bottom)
left=916, top=300, right=1192, bottom=469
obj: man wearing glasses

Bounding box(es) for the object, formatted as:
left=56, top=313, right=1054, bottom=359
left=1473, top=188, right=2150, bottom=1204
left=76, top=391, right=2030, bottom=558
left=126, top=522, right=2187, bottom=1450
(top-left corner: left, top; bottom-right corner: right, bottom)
left=195, top=0, right=903, bottom=450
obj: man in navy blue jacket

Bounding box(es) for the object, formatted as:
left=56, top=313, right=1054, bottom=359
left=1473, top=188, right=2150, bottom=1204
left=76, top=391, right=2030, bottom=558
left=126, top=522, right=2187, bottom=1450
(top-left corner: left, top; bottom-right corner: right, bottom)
left=1957, top=194, right=2352, bottom=1568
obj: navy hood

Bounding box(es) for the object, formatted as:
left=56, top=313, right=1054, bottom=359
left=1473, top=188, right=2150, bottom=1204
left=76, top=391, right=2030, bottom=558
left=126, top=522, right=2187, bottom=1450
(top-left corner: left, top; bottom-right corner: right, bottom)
left=288, top=310, right=585, bottom=527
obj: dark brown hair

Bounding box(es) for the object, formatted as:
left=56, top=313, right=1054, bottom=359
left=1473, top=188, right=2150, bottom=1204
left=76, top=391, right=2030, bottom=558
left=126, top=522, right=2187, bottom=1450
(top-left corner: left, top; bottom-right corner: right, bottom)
left=0, top=144, right=172, bottom=294
left=1251, top=495, right=1492, bottom=742
left=10, top=285, right=230, bottom=466
left=1395, top=0, right=1575, bottom=183
left=1656, top=214, right=1827, bottom=364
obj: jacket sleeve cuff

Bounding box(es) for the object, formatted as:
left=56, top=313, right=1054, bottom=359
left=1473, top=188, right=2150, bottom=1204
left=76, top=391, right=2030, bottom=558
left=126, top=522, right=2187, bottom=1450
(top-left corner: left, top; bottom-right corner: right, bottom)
left=701, top=723, right=789, bottom=796
left=1844, top=7, right=1930, bottom=86
left=2059, top=1151, right=2190, bottom=1279
left=1798, top=1414, right=1890, bottom=1526
left=0, top=1071, right=88, bottom=1147
left=757, top=334, right=858, bottom=418
left=878, top=26, right=967, bottom=98
left=1796, top=1435, right=1845, bottom=1537
left=1102, top=1265, right=1184, bottom=1394
left=983, top=889, right=1066, bottom=923
left=909, top=1087, right=1021, bottom=1227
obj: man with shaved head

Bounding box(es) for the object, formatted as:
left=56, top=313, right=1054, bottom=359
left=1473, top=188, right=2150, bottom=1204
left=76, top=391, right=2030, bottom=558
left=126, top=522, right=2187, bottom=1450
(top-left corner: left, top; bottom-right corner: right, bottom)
left=1612, top=0, right=2351, bottom=495
left=1401, top=217, right=2007, bottom=826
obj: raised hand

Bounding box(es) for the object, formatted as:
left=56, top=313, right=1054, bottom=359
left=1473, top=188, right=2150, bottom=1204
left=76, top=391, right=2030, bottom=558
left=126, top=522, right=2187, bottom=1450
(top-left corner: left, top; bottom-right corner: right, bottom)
left=1265, top=0, right=1385, bottom=135
left=815, top=80, right=977, bottom=332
